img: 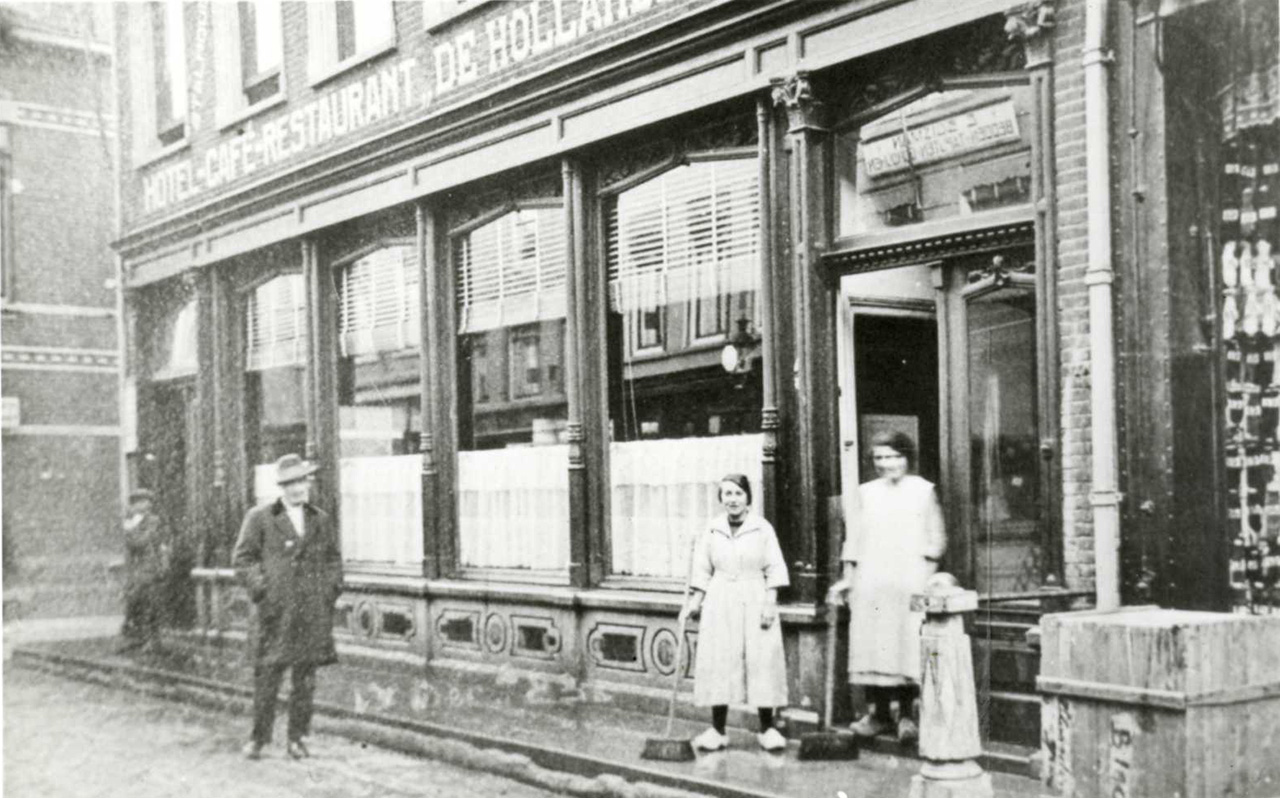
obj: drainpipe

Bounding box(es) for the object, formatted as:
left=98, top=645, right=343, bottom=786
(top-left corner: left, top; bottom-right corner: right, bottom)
left=1084, top=0, right=1122, bottom=610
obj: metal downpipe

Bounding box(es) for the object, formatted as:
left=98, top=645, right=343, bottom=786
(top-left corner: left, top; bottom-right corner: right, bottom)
left=1084, top=0, right=1122, bottom=610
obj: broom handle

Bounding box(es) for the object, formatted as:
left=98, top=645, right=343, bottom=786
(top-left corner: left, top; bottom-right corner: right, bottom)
left=823, top=598, right=839, bottom=730
left=665, top=533, right=698, bottom=739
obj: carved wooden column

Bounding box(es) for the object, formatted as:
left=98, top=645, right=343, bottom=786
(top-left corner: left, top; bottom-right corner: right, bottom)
left=563, top=158, right=591, bottom=588
left=757, top=93, right=781, bottom=527
left=205, top=267, right=231, bottom=567
left=432, top=206, right=461, bottom=579
left=772, top=72, right=839, bottom=603
left=303, top=237, right=339, bottom=517
left=417, top=201, right=441, bottom=579
left=1007, top=0, right=1064, bottom=587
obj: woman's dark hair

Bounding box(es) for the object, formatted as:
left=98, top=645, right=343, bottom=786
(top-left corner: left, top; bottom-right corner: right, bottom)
left=718, top=473, right=753, bottom=505
left=870, top=430, right=917, bottom=469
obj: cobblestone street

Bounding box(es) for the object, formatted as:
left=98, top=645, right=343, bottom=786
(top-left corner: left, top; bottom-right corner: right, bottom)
left=4, top=668, right=559, bottom=798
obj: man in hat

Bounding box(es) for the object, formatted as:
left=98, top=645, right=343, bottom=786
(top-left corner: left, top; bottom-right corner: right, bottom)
left=119, top=488, right=170, bottom=652
left=232, top=453, right=343, bottom=760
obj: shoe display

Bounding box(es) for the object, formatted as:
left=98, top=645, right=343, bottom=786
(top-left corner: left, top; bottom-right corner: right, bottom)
left=287, top=739, right=310, bottom=759
left=757, top=727, right=787, bottom=752
left=897, top=717, right=919, bottom=743
left=241, top=741, right=264, bottom=760
left=691, top=727, right=729, bottom=751
left=849, top=715, right=891, bottom=738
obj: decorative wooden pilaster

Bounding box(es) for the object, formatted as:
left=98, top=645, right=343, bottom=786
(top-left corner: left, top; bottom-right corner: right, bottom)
left=1007, top=0, right=1064, bottom=588
left=772, top=71, right=839, bottom=603
left=757, top=93, right=781, bottom=528
left=303, top=237, right=339, bottom=517
left=563, top=158, right=591, bottom=588
left=432, top=207, right=461, bottom=579
left=205, top=267, right=230, bottom=568
left=417, top=201, right=442, bottom=579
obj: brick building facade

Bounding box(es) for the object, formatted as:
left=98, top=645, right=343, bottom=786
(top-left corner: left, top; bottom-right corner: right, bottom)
left=1, top=3, right=121, bottom=618
left=110, top=0, right=1277, bottom=756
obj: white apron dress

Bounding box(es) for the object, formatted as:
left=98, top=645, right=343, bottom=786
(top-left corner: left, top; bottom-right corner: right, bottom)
left=690, top=513, right=790, bottom=708
left=841, top=475, right=946, bottom=686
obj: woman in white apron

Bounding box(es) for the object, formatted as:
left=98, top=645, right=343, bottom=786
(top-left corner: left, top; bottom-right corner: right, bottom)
left=828, top=431, right=945, bottom=743
left=678, top=474, right=790, bottom=752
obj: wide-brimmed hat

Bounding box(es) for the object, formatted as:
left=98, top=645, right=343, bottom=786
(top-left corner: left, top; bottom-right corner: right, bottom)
left=275, top=453, right=318, bottom=485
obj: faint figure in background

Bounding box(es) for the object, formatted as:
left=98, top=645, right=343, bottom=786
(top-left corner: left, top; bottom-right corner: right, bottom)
left=119, top=488, right=170, bottom=653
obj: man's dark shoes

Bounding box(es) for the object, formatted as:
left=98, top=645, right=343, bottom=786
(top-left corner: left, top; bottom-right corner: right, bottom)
left=242, top=741, right=265, bottom=760
left=287, top=739, right=310, bottom=760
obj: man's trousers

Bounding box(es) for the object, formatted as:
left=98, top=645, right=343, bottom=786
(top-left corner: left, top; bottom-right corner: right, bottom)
left=250, top=662, right=316, bottom=744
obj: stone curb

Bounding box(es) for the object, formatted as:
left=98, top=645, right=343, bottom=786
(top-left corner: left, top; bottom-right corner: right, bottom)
left=11, top=646, right=774, bottom=798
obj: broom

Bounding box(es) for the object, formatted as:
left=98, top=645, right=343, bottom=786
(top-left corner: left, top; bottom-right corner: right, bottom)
left=799, top=497, right=859, bottom=761
left=641, top=534, right=697, bottom=762
left=798, top=600, right=859, bottom=760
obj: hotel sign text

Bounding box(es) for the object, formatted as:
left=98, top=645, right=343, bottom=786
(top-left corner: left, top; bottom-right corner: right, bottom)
left=141, top=59, right=423, bottom=215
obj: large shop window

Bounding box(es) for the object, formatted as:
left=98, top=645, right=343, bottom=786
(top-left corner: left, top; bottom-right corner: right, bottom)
left=245, top=274, right=308, bottom=504
left=335, top=244, right=424, bottom=568
left=307, top=0, right=396, bottom=84
left=212, top=0, right=284, bottom=124
left=606, top=156, right=763, bottom=580
left=835, top=85, right=1033, bottom=239
left=454, top=205, right=569, bottom=573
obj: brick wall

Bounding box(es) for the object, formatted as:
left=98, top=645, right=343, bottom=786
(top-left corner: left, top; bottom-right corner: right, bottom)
left=1, top=7, right=121, bottom=618
left=1052, top=0, right=1097, bottom=592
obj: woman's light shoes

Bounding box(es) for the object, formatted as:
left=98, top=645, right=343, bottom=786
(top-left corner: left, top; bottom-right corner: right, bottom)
left=850, top=715, right=919, bottom=744
left=850, top=715, right=892, bottom=738
left=757, top=727, right=787, bottom=752
left=896, top=717, right=919, bottom=743
left=692, top=727, right=729, bottom=751
left=692, top=726, right=786, bottom=752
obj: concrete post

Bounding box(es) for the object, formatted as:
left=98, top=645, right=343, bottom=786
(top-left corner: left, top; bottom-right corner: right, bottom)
left=908, top=573, right=993, bottom=798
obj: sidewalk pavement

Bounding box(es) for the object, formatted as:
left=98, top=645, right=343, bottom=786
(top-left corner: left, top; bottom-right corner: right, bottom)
left=8, top=626, right=1052, bottom=798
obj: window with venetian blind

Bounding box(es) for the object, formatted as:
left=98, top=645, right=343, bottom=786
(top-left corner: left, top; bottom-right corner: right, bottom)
left=604, top=155, right=765, bottom=580
left=338, top=244, right=420, bottom=358
left=606, top=155, right=761, bottom=358
left=452, top=203, right=570, bottom=573
left=244, top=273, right=308, bottom=493
left=245, top=273, right=306, bottom=371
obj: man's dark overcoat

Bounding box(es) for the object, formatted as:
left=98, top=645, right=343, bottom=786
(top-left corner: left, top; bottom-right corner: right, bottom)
left=232, top=500, right=342, bottom=667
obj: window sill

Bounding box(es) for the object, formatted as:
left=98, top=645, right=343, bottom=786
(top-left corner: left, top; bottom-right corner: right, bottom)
left=423, top=0, right=499, bottom=33
left=134, top=136, right=192, bottom=170
left=218, top=92, right=288, bottom=133
left=309, top=38, right=398, bottom=90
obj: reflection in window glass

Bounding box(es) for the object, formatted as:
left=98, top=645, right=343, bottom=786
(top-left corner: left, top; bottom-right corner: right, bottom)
left=336, top=245, right=421, bottom=459
left=245, top=274, right=308, bottom=491
left=836, top=85, right=1034, bottom=238
left=605, top=157, right=764, bottom=579
left=967, top=287, right=1040, bottom=594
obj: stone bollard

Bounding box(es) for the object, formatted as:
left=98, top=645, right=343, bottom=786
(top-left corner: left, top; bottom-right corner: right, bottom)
left=907, top=573, right=993, bottom=798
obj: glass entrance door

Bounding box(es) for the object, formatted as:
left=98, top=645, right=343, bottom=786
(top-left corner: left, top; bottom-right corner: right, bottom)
left=959, top=271, right=1043, bottom=595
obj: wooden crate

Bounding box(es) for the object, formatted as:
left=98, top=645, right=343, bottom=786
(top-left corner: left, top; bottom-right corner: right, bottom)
left=1038, top=608, right=1280, bottom=798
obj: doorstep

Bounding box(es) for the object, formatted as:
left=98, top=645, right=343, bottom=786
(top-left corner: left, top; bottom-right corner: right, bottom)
left=10, top=636, right=1050, bottom=798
